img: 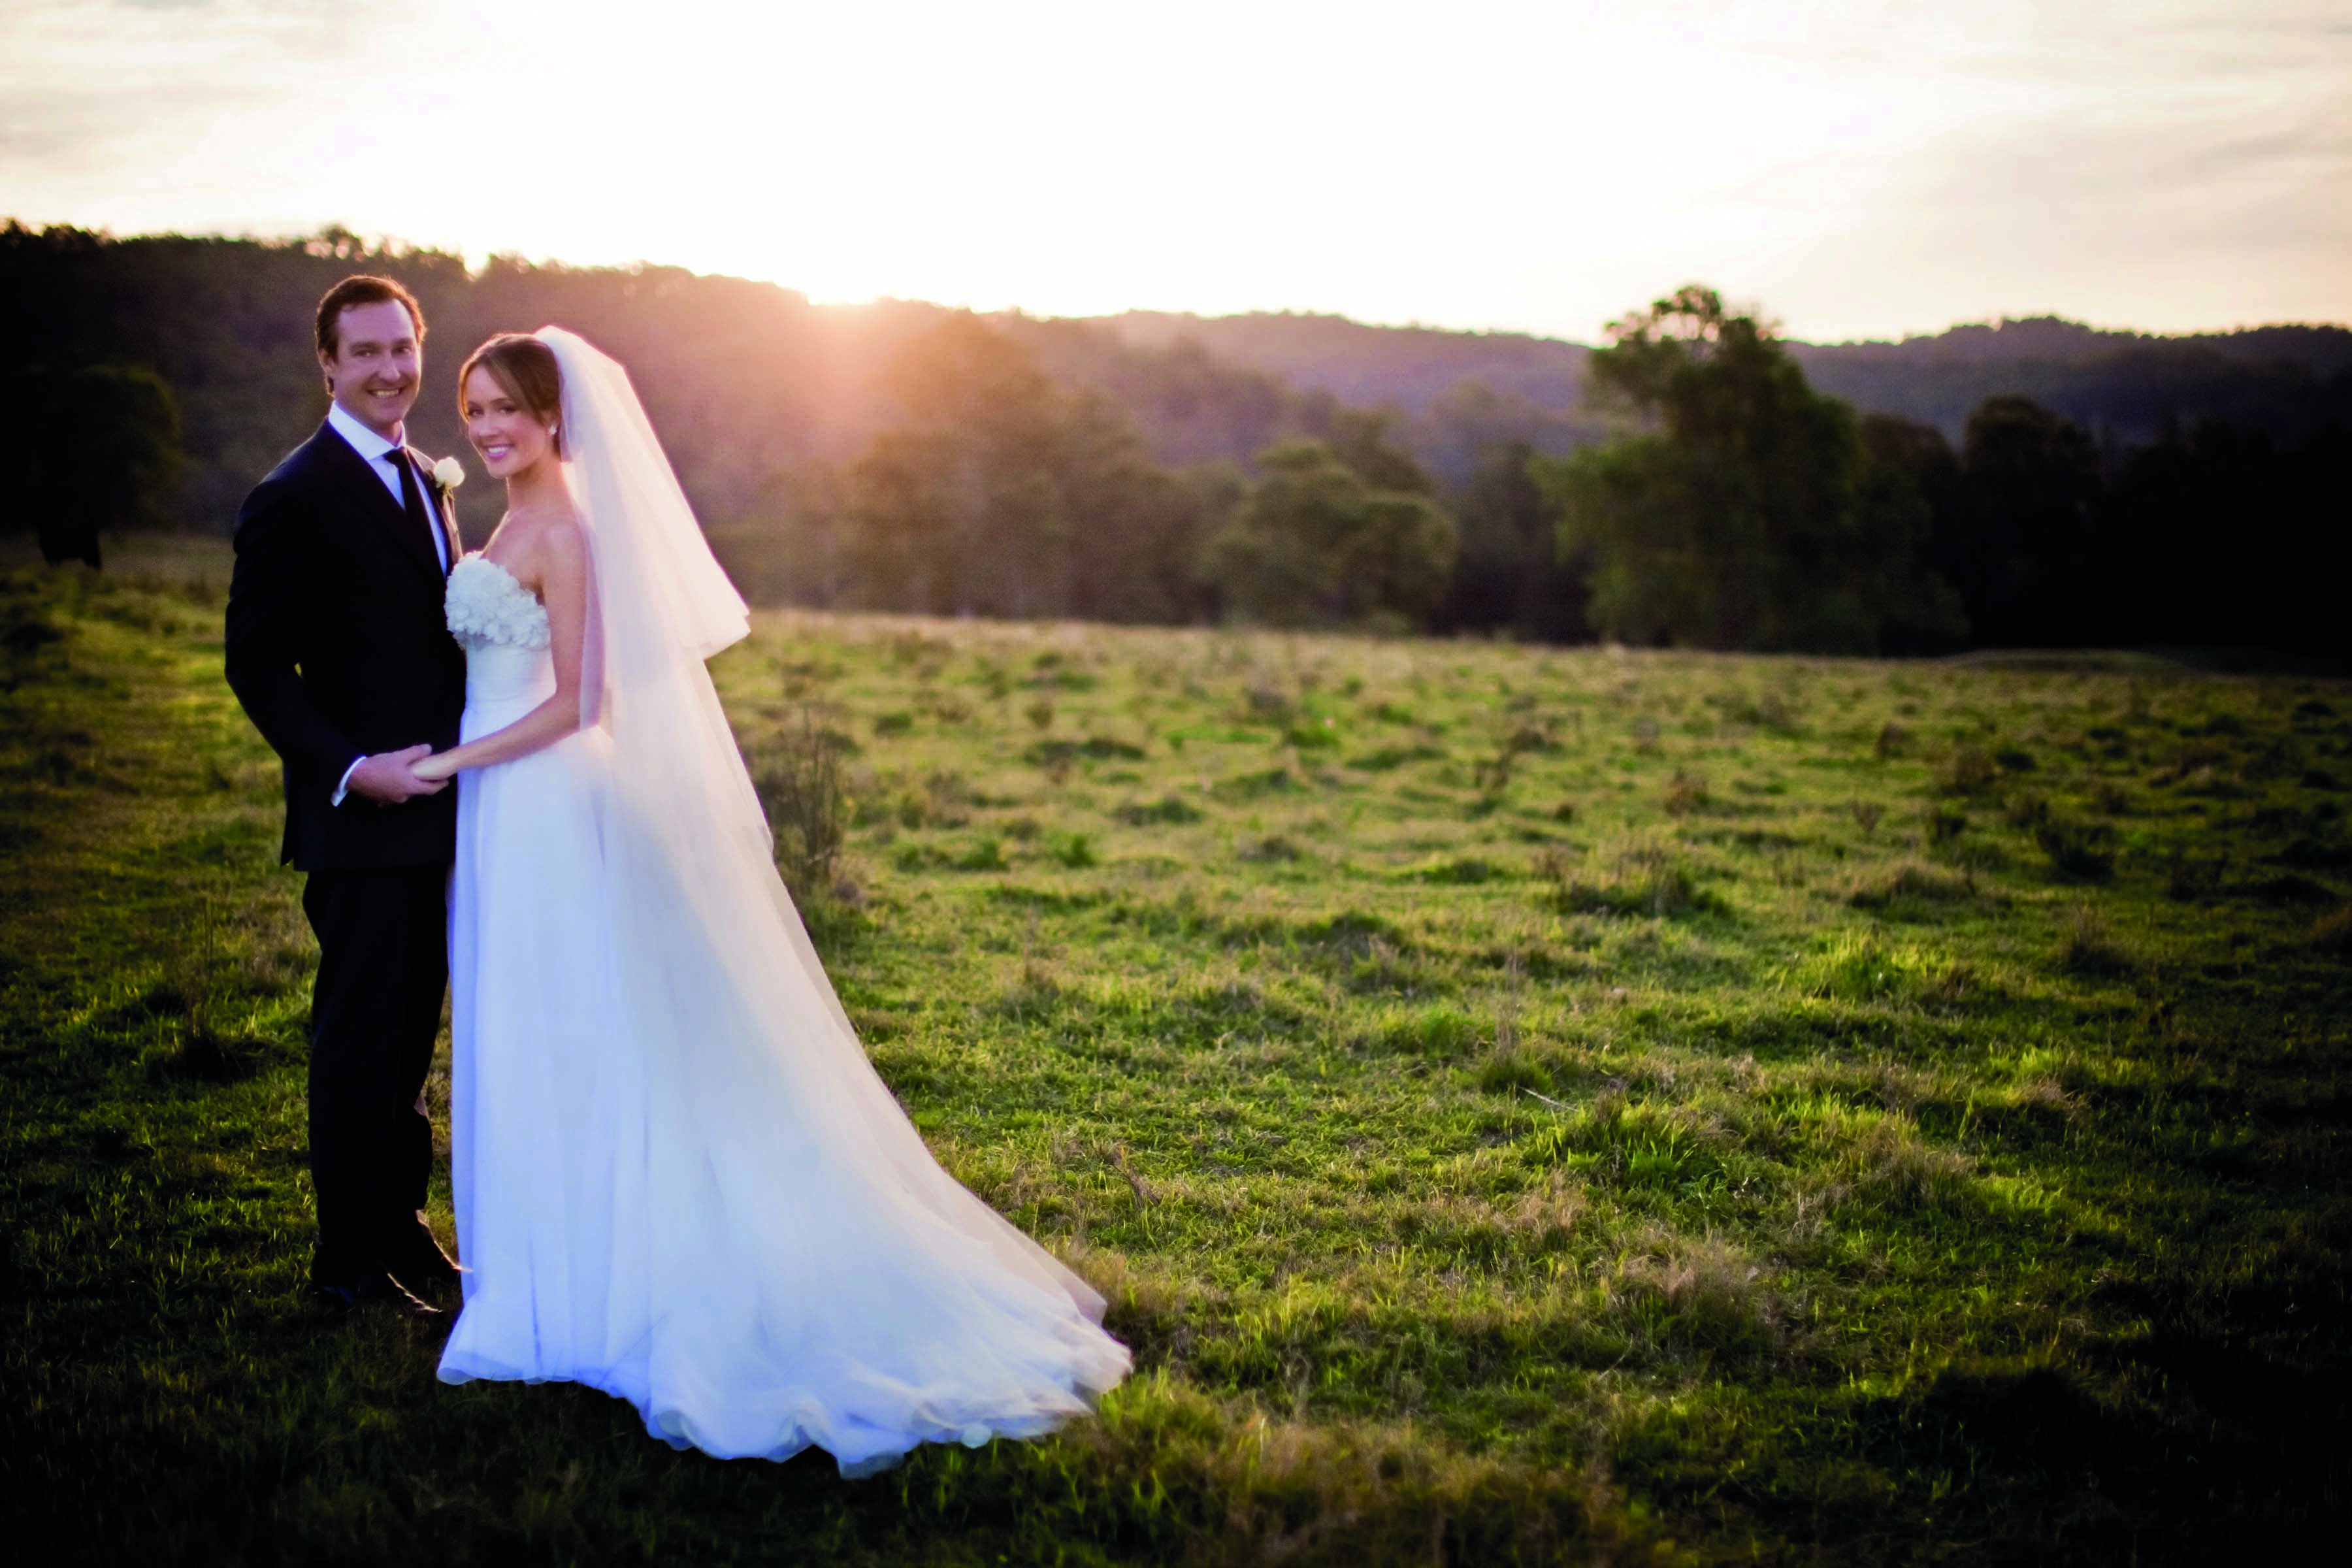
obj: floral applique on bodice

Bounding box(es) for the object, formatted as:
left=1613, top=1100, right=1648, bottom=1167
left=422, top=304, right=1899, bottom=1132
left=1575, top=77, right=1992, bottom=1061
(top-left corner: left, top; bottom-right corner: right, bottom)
left=446, top=553, right=551, bottom=653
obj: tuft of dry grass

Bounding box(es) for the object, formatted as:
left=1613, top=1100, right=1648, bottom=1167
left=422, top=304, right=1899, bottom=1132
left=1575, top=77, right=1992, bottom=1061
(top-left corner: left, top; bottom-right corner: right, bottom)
left=2010, top=1075, right=2082, bottom=1120
left=2035, top=815, right=2119, bottom=880
left=1781, top=931, right=1976, bottom=1008
left=1050, top=1377, right=1652, bottom=1566
left=2054, top=904, right=2133, bottom=975
left=1612, top=1233, right=1777, bottom=1354
left=1823, top=1115, right=1978, bottom=1214
left=1538, top=834, right=1716, bottom=918
left=2311, top=904, right=2352, bottom=958
left=1846, top=858, right=1972, bottom=909
left=751, top=704, right=852, bottom=902
left=1663, top=768, right=1710, bottom=815
left=996, top=954, right=1069, bottom=1017
left=1938, top=745, right=2001, bottom=795
left=1505, top=1171, right=1590, bottom=1250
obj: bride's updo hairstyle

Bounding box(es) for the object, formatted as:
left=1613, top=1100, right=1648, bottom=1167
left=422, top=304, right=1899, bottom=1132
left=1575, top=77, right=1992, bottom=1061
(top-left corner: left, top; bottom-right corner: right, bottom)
left=459, top=333, right=566, bottom=459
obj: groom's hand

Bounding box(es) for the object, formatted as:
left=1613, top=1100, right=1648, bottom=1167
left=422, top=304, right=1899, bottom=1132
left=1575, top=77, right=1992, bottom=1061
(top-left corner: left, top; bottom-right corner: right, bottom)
left=348, top=744, right=448, bottom=804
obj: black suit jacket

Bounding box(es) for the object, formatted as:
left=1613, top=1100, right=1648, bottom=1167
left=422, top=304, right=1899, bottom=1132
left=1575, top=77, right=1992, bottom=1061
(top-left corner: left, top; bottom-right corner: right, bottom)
left=225, top=421, right=467, bottom=871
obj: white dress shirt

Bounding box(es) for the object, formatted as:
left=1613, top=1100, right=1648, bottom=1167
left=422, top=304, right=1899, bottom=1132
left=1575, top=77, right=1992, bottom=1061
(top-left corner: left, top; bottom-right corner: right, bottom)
left=323, top=401, right=451, bottom=805
left=325, top=401, right=451, bottom=571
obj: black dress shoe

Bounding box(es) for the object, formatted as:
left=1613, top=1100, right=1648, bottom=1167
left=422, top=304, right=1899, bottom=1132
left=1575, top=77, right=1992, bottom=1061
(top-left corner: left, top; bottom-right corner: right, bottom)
left=312, top=1267, right=443, bottom=1320
left=380, top=1215, right=462, bottom=1301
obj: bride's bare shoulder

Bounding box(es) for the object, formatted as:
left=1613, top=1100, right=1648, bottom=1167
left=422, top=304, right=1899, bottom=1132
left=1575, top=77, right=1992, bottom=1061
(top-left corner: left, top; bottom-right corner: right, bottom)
left=534, top=510, right=587, bottom=557
left=540, top=516, right=589, bottom=581
left=508, top=506, right=583, bottom=554
left=495, top=508, right=587, bottom=591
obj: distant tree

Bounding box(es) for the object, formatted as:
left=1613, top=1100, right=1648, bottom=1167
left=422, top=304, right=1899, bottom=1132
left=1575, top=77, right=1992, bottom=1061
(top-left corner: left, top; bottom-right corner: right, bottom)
left=1411, top=380, right=1606, bottom=495
left=1323, top=408, right=1437, bottom=497
left=0, top=362, right=184, bottom=566
left=1539, top=286, right=1959, bottom=652
left=1435, top=439, right=1589, bottom=642
left=706, top=463, right=856, bottom=610
left=2098, top=413, right=2352, bottom=655
left=845, top=430, right=964, bottom=612
left=843, top=314, right=1224, bottom=623
left=851, top=316, right=1083, bottom=616
left=2266, top=418, right=2352, bottom=655
left=1855, top=414, right=1969, bottom=652
left=1204, top=438, right=1456, bottom=629
left=1857, top=413, right=1962, bottom=525
left=1054, top=397, right=1226, bottom=624
left=991, top=319, right=1307, bottom=470
left=1945, top=395, right=2102, bottom=645
left=2097, top=413, right=2239, bottom=647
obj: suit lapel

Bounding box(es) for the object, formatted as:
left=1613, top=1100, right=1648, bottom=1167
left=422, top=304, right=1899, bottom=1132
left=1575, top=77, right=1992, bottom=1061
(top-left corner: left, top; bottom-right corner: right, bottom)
left=404, top=446, right=463, bottom=576
left=315, top=423, right=445, bottom=585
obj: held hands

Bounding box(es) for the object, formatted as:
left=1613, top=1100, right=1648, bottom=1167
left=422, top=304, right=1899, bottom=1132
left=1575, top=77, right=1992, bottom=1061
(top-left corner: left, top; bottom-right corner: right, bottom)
left=350, top=744, right=450, bottom=802
left=410, top=749, right=463, bottom=784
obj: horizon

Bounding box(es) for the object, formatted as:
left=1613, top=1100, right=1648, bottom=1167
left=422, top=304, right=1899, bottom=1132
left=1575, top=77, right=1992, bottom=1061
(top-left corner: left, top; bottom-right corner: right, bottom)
left=5, top=1, right=2346, bottom=344
left=14, top=217, right=2346, bottom=351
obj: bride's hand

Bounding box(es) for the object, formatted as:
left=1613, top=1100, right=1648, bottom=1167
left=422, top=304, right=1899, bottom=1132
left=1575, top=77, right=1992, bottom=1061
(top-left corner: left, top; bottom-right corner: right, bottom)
left=411, top=751, right=461, bottom=783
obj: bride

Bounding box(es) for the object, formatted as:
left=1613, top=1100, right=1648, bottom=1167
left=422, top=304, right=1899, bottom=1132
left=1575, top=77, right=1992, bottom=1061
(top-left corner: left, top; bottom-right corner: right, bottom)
left=412, top=329, right=1129, bottom=1475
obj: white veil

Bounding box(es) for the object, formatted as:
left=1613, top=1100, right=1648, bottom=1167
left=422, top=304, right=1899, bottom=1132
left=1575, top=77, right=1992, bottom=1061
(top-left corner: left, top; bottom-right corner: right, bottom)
left=529, top=329, right=1125, bottom=1473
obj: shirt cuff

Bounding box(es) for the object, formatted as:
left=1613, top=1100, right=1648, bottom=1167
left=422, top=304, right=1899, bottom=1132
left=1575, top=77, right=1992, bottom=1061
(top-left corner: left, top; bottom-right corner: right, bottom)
left=332, top=755, right=367, bottom=807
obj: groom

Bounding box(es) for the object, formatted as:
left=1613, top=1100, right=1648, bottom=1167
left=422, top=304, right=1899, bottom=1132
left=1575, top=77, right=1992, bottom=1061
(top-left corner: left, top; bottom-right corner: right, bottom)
left=225, top=275, right=468, bottom=1318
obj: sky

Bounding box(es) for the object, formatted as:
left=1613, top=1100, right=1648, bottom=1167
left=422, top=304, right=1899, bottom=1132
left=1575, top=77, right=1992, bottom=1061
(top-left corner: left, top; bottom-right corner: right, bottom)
left=3, top=0, right=2347, bottom=344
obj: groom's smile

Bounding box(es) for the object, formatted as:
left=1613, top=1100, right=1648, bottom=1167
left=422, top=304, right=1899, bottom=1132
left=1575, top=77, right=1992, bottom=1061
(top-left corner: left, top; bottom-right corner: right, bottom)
left=359, top=374, right=414, bottom=422
left=318, top=295, right=423, bottom=440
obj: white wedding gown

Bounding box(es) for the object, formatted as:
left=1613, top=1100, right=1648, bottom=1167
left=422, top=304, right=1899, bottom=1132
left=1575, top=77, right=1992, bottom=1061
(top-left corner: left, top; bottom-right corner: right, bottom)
left=435, top=551, right=1128, bottom=1475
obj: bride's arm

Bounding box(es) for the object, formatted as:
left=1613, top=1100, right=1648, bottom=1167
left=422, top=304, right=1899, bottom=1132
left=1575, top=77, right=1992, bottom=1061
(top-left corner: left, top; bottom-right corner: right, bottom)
left=414, top=527, right=590, bottom=779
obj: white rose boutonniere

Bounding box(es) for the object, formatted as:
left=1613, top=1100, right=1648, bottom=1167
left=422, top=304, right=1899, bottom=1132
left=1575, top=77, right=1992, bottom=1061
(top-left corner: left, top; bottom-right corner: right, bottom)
left=432, top=455, right=466, bottom=491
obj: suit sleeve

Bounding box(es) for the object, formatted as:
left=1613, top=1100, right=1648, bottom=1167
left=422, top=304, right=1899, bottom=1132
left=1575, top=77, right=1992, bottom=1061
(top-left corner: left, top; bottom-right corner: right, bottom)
left=225, top=477, right=363, bottom=789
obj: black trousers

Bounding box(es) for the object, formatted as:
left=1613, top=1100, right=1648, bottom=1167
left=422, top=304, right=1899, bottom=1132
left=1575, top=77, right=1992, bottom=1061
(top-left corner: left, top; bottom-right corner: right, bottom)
left=301, top=862, right=449, bottom=1286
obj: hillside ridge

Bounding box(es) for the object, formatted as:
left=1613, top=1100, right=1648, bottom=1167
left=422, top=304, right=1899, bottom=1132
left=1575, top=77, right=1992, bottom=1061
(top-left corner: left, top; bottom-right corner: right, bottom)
left=1074, top=306, right=2352, bottom=440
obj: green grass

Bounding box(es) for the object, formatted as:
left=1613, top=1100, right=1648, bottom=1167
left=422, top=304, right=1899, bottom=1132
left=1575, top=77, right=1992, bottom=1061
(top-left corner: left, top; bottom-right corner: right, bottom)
left=4, top=542, right=2348, bottom=1564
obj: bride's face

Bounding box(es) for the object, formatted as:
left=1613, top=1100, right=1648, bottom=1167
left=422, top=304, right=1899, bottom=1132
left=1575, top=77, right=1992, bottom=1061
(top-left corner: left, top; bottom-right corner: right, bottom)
left=463, top=365, right=556, bottom=480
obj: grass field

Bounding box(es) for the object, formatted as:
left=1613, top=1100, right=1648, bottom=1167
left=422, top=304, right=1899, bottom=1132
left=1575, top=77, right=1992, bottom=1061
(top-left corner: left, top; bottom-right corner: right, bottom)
left=3, top=540, right=2347, bottom=1565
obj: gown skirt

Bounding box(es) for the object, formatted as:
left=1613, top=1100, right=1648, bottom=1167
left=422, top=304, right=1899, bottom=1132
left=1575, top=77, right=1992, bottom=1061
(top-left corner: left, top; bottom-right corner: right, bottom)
left=436, top=628, right=1128, bottom=1475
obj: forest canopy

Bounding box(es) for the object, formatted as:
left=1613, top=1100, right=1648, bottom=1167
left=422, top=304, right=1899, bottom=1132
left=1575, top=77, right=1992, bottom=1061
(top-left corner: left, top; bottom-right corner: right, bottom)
left=3, top=223, right=2344, bottom=653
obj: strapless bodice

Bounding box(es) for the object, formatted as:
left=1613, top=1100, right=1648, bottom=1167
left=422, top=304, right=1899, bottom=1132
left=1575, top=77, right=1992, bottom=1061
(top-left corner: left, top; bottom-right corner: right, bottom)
left=448, top=554, right=555, bottom=719
left=447, top=553, right=551, bottom=651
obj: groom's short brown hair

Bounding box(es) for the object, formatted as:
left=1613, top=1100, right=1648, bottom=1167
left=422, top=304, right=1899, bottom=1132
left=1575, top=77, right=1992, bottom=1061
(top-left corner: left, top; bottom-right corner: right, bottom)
left=316, top=275, right=425, bottom=357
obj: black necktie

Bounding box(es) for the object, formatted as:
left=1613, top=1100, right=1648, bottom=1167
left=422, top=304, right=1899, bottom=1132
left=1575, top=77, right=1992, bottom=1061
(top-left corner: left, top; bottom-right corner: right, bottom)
left=389, top=447, right=444, bottom=573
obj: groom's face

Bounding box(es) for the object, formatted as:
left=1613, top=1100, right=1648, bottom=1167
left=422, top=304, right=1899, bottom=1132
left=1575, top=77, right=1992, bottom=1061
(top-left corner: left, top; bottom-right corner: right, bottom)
left=319, top=298, right=422, bottom=438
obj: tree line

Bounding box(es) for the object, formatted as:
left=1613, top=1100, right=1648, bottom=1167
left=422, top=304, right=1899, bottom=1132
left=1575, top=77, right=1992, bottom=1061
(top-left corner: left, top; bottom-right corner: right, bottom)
left=1535, top=289, right=2347, bottom=656
left=1790, top=316, right=2352, bottom=449
left=4, top=223, right=2342, bottom=655
left=759, top=288, right=2350, bottom=655
left=719, top=313, right=1455, bottom=629
left=1088, top=307, right=2352, bottom=458
left=0, top=223, right=1459, bottom=627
